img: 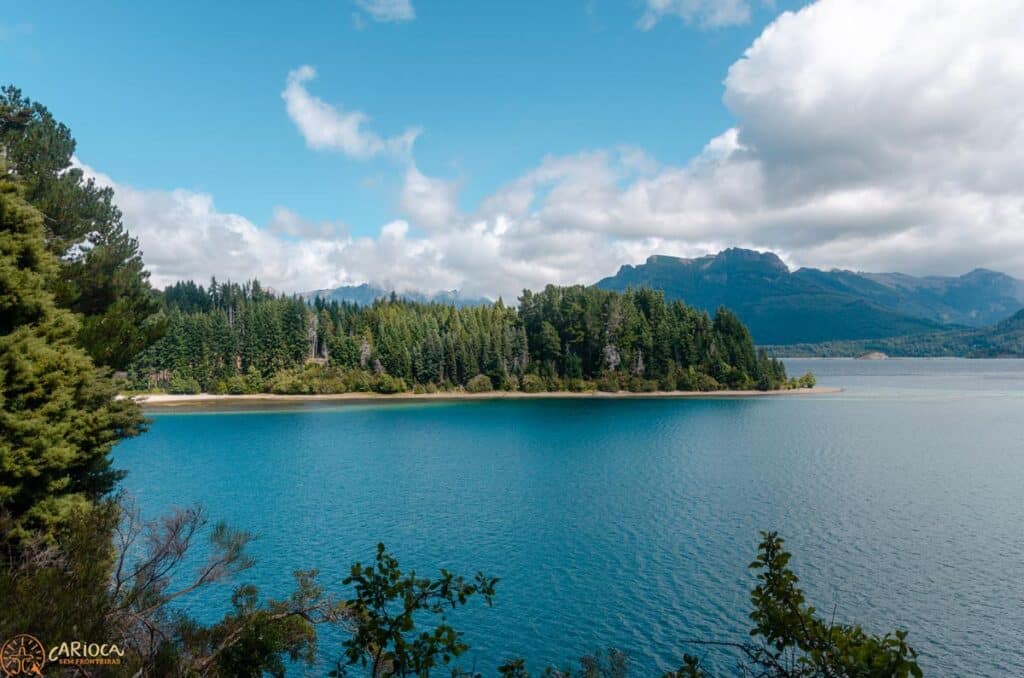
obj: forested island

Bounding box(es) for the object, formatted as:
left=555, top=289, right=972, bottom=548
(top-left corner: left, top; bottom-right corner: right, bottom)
left=127, top=280, right=807, bottom=396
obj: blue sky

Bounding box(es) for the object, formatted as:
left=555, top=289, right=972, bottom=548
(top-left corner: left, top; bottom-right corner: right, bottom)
left=3, top=1, right=1022, bottom=297
left=4, top=1, right=798, bottom=231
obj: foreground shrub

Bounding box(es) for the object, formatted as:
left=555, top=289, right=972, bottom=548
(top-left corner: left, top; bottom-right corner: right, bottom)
left=224, top=374, right=251, bottom=395
left=696, top=372, right=722, bottom=392
left=336, top=543, right=497, bottom=677
left=498, top=533, right=921, bottom=678
left=597, top=372, right=623, bottom=392
left=627, top=377, right=659, bottom=393
left=673, top=532, right=922, bottom=678
left=564, top=378, right=593, bottom=392
left=676, top=367, right=699, bottom=392
left=466, top=374, right=494, bottom=393
left=520, top=374, right=546, bottom=393
left=168, top=374, right=202, bottom=394
left=371, top=373, right=407, bottom=394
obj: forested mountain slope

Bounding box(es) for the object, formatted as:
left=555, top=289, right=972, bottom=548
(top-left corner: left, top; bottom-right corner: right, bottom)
left=595, top=249, right=1024, bottom=344
left=770, top=308, right=1024, bottom=358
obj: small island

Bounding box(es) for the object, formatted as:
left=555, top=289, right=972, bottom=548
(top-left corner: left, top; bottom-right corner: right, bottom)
left=856, top=351, right=889, bottom=360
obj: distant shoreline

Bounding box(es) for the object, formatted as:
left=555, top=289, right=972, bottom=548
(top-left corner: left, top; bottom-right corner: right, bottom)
left=130, top=387, right=841, bottom=409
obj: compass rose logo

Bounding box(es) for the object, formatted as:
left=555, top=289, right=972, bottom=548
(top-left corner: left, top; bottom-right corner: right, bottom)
left=0, top=635, right=46, bottom=677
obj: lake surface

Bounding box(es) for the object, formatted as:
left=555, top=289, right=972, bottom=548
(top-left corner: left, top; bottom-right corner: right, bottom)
left=116, top=359, right=1024, bottom=675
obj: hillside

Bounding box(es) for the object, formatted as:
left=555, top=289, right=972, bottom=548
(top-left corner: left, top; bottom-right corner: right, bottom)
left=796, top=267, right=1024, bottom=326
left=771, top=309, right=1024, bottom=358
left=595, top=249, right=1024, bottom=345
left=595, top=250, right=943, bottom=344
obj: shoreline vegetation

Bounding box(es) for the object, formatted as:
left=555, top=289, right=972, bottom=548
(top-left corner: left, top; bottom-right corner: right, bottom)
left=128, top=280, right=804, bottom=399
left=130, top=386, right=840, bottom=408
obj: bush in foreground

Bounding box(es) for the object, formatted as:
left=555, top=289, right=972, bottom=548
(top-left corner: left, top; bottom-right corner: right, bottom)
left=466, top=374, right=494, bottom=393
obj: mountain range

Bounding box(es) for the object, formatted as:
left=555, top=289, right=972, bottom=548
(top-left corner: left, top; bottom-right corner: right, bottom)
left=302, top=283, right=490, bottom=308
left=773, top=308, right=1024, bottom=358
left=304, top=249, right=1024, bottom=350
left=595, top=249, right=1024, bottom=345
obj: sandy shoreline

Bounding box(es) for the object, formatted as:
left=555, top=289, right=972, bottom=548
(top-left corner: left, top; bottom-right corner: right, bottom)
left=130, top=387, right=841, bottom=409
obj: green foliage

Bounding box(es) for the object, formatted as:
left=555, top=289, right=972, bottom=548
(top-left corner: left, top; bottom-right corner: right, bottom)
left=133, top=281, right=785, bottom=396
left=501, top=532, right=921, bottom=677
left=798, top=372, right=816, bottom=388
left=597, top=372, right=622, bottom=392
left=0, top=86, right=163, bottom=368
left=4, top=497, right=344, bottom=676
left=695, top=372, right=721, bottom=392
left=627, top=377, right=659, bottom=393
left=168, top=373, right=202, bottom=394
left=179, top=571, right=331, bottom=677
left=466, top=374, right=494, bottom=393
left=520, top=373, right=547, bottom=393
left=680, top=532, right=922, bottom=678
left=266, top=365, right=357, bottom=395
left=0, top=502, right=119, bottom=643
left=0, top=180, right=145, bottom=541
left=335, top=543, right=498, bottom=677
left=373, top=373, right=408, bottom=394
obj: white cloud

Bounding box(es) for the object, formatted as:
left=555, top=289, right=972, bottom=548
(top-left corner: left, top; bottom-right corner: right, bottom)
left=73, top=159, right=355, bottom=292
left=637, top=0, right=752, bottom=30
left=81, top=0, right=1024, bottom=301
left=268, top=206, right=348, bottom=240
left=397, top=164, right=460, bottom=230
left=282, top=66, right=419, bottom=159
left=354, top=0, right=415, bottom=23
left=532, top=0, right=1024, bottom=277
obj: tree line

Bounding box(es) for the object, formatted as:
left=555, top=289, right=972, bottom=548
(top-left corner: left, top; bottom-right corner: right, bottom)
left=129, top=280, right=803, bottom=395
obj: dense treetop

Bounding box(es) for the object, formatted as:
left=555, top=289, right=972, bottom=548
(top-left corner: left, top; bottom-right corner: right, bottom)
left=0, top=86, right=164, bottom=368
left=0, top=177, right=144, bottom=541
left=130, top=279, right=794, bottom=394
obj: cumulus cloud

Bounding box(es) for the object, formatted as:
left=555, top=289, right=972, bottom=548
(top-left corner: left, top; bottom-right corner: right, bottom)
left=354, top=0, right=415, bottom=23
left=268, top=206, right=348, bottom=240
left=83, top=0, right=1024, bottom=301
left=637, top=0, right=752, bottom=30
left=397, top=164, right=461, bottom=230
left=73, top=159, right=354, bottom=291
left=538, top=0, right=1024, bottom=277
left=282, top=66, right=419, bottom=159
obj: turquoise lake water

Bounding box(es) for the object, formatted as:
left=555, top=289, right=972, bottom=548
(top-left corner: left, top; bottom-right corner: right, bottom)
left=115, top=359, right=1024, bottom=675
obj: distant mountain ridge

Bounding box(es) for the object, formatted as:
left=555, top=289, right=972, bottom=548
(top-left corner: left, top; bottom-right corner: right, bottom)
left=302, top=283, right=491, bottom=308
left=771, top=308, right=1024, bottom=358
left=595, top=249, right=1024, bottom=345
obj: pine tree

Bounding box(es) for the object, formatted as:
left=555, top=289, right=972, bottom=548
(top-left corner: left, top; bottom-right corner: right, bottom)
left=0, top=179, right=145, bottom=542
left=0, top=86, right=163, bottom=369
